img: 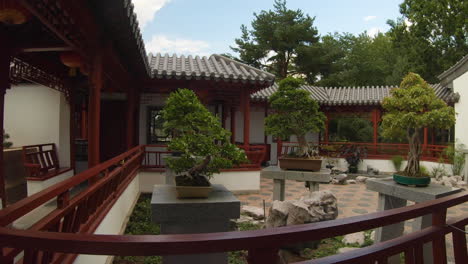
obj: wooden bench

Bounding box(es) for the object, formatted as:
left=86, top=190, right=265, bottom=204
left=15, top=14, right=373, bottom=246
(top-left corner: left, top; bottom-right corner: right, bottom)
left=22, top=143, right=72, bottom=181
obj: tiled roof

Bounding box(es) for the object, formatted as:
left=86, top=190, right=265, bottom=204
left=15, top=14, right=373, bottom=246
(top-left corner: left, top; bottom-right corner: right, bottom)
left=252, top=84, right=459, bottom=105
left=149, top=53, right=276, bottom=84
left=438, top=54, right=468, bottom=80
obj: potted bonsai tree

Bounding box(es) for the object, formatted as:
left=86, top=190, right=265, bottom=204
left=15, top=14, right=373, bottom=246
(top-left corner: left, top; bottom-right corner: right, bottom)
left=162, top=88, right=247, bottom=198
left=381, top=73, right=455, bottom=186
left=265, top=77, right=326, bottom=171
left=340, top=145, right=367, bottom=173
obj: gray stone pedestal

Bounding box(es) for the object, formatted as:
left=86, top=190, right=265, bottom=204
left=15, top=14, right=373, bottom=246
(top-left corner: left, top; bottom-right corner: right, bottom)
left=367, top=177, right=462, bottom=264
left=151, top=184, right=240, bottom=264
left=261, top=166, right=331, bottom=201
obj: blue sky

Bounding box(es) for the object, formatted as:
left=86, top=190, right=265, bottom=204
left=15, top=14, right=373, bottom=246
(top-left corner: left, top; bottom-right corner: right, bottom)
left=133, top=0, right=403, bottom=57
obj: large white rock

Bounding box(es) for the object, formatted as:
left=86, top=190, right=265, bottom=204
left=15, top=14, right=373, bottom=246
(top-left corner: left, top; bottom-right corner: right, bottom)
left=347, top=180, right=357, bottom=184
left=241, top=206, right=264, bottom=220
left=356, top=176, right=369, bottom=183
left=342, top=232, right=366, bottom=246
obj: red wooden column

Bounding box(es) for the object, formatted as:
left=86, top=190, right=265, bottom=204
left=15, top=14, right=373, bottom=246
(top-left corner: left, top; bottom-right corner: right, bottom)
left=242, top=87, right=251, bottom=148
left=230, top=107, right=236, bottom=144
left=0, top=45, right=11, bottom=208
left=88, top=54, right=103, bottom=168
left=264, top=102, right=268, bottom=144
left=68, top=81, right=76, bottom=171
left=372, top=108, right=380, bottom=154
left=126, top=86, right=136, bottom=149
left=324, top=112, right=330, bottom=144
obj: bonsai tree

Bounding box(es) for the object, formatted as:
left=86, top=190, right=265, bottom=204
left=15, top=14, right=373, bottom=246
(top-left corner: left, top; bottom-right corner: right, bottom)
left=265, top=77, right=326, bottom=157
left=381, top=73, right=455, bottom=177
left=340, top=145, right=367, bottom=173
left=162, top=88, right=247, bottom=186
left=3, top=130, right=12, bottom=148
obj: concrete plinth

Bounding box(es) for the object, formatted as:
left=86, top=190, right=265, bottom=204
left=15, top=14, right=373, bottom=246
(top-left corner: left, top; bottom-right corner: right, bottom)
left=151, top=184, right=240, bottom=264
left=261, top=166, right=331, bottom=201
left=367, top=177, right=462, bottom=264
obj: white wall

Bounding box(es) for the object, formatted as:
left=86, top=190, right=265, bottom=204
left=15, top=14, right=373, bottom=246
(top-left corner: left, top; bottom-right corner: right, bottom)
left=210, top=171, right=260, bottom=192
left=5, top=84, right=71, bottom=166
left=454, top=71, right=468, bottom=146
left=325, top=158, right=451, bottom=174
left=73, top=175, right=140, bottom=264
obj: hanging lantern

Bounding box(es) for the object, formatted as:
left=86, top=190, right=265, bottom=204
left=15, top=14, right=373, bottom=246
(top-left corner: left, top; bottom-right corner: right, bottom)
left=60, top=51, right=82, bottom=77
left=0, top=0, right=31, bottom=25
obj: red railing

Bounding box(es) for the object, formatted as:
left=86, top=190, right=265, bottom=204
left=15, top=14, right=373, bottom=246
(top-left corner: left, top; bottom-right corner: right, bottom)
left=278, top=141, right=449, bottom=162
left=141, top=144, right=268, bottom=171
left=0, top=145, right=144, bottom=264
left=0, top=182, right=466, bottom=263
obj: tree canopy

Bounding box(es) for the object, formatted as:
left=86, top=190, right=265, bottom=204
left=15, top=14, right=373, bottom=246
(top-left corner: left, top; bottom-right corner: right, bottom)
left=231, top=0, right=319, bottom=79
left=381, top=73, right=455, bottom=176
left=231, top=0, right=467, bottom=86
left=265, top=77, right=325, bottom=156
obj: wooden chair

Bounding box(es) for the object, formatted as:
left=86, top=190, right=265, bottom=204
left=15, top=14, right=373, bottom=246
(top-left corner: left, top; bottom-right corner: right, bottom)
left=22, top=143, right=72, bottom=181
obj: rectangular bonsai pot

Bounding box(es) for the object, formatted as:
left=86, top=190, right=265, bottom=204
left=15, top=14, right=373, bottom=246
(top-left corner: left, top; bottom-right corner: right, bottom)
left=278, top=157, right=322, bottom=171
left=176, top=186, right=213, bottom=198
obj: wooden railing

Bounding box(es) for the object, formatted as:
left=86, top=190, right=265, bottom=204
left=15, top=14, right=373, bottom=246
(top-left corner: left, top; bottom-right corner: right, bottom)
left=0, top=145, right=144, bottom=264
left=141, top=144, right=268, bottom=171
left=0, top=186, right=466, bottom=263
left=278, top=141, right=448, bottom=162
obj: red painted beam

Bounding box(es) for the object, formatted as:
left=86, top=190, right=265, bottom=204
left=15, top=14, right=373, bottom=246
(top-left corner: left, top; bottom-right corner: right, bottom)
left=231, top=107, right=236, bottom=144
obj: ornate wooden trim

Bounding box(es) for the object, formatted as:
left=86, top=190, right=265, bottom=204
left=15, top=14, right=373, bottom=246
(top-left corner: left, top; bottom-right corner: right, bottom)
left=10, top=58, right=69, bottom=99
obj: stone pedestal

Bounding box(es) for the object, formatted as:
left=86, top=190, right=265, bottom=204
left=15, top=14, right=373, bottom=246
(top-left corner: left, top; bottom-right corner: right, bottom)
left=367, top=177, right=462, bottom=264
left=151, top=184, right=240, bottom=264
left=261, top=166, right=331, bottom=201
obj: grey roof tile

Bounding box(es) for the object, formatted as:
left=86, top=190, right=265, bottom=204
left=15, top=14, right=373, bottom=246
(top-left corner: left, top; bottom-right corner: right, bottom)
left=252, top=83, right=459, bottom=105
left=149, top=53, right=275, bottom=84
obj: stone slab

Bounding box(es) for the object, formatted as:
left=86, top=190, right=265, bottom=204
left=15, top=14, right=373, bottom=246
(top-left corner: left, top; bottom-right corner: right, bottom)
left=261, top=166, right=331, bottom=183
left=151, top=184, right=240, bottom=223
left=366, top=177, right=462, bottom=202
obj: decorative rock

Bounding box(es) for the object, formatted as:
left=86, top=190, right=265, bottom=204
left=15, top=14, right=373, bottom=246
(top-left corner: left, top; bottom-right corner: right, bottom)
left=279, top=250, right=308, bottom=263
left=347, top=180, right=357, bottom=184
left=456, top=181, right=467, bottom=189
left=356, top=176, right=369, bottom=183
left=266, top=191, right=338, bottom=259
left=337, top=247, right=359, bottom=254
left=443, top=180, right=453, bottom=187
left=332, top=174, right=348, bottom=184
left=342, top=232, right=366, bottom=246
left=453, top=176, right=463, bottom=182
left=266, top=201, right=292, bottom=228
left=241, top=206, right=264, bottom=220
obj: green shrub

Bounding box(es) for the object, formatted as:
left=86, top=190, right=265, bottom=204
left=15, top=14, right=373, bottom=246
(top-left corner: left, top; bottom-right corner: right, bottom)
left=391, top=155, right=404, bottom=172
left=420, top=165, right=429, bottom=177
left=443, top=143, right=465, bottom=176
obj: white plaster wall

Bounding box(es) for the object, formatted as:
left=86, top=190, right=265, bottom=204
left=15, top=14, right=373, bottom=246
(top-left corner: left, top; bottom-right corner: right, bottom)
left=26, top=170, right=74, bottom=196
left=5, top=84, right=70, bottom=167
left=210, top=171, right=260, bottom=192
left=328, top=158, right=451, bottom=174
left=73, top=176, right=140, bottom=264
left=139, top=171, right=165, bottom=193
left=454, top=71, right=468, bottom=146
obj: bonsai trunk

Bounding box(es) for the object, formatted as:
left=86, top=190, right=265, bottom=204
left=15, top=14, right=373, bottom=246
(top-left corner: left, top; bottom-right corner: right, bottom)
left=297, top=134, right=310, bottom=157
left=188, top=155, right=211, bottom=177
left=404, top=128, right=421, bottom=177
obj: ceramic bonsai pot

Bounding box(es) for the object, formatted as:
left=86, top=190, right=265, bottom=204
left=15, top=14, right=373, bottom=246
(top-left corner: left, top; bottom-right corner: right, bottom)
left=393, top=174, right=431, bottom=187
left=175, top=185, right=213, bottom=198
left=278, top=157, right=322, bottom=171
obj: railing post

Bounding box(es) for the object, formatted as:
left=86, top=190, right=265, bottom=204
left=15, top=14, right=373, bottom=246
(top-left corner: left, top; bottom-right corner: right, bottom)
left=57, top=191, right=70, bottom=209
left=432, top=209, right=447, bottom=264
left=248, top=248, right=279, bottom=264
left=451, top=222, right=467, bottom=263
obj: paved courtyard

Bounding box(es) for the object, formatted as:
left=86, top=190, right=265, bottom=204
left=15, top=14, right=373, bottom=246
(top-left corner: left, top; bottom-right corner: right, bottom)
left=236, top=177, right=468, bottom=262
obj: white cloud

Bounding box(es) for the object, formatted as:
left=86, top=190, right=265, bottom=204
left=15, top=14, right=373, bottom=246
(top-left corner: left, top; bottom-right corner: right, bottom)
left=364, top=15, right=377, bottom=22
left=145, top=35, right=211, bottom=56
left=133, top=0, right=171, bottom=29
left=367, top=27, right=382, bottom=37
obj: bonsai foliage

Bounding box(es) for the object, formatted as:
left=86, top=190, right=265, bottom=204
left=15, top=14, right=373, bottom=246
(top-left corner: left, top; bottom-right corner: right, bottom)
left=265, top=77, right=326, bottom=157
left=340, top=145, right=367, bottom=170
left=381, top=73, right=455, bottom=177
left=3, top=130, right=12, bottom=148
left=162, top=89, right=247, bottom=180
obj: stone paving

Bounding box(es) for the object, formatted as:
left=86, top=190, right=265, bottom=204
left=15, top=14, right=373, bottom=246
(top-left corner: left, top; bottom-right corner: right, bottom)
left=236, top=177, right=468, bottom=262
